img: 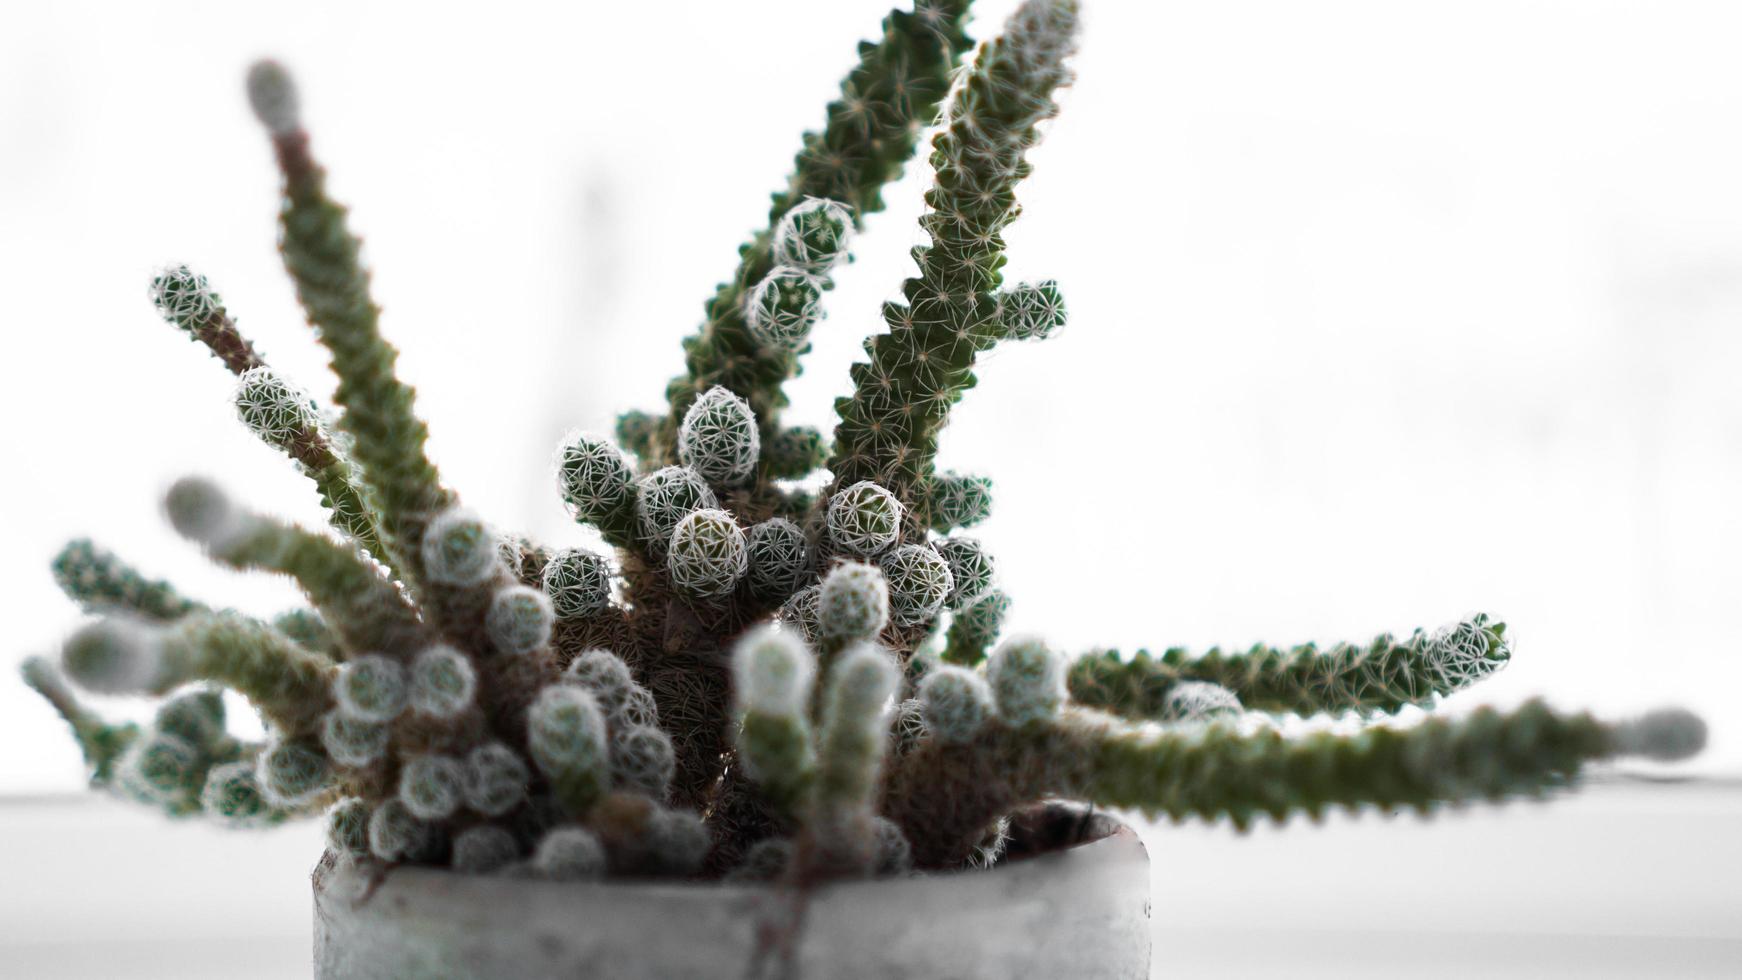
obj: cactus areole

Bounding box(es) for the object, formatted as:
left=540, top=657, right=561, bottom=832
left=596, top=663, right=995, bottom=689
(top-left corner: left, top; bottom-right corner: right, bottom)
left=21, top=1, right=1706, bottom=977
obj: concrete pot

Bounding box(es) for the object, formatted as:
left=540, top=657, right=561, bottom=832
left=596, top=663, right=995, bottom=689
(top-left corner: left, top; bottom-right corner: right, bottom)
left=312, top=804, right=1151, bottom=979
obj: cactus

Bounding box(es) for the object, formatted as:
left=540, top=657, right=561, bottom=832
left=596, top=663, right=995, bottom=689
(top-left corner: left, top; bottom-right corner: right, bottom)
left=22, top=0, right=1704, bottom=909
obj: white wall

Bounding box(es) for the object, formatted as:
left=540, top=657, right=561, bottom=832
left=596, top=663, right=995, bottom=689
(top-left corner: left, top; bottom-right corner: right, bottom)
left=3, top=0, right=1740, bottom=794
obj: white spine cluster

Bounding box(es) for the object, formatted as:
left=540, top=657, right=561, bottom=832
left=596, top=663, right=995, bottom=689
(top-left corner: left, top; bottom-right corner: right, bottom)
left=234, top=367, right=320, bottom=452
left=397, top=754, right=466, bottom=820
left=918, top=666, right=994, bottom=744
left=463, top=742, right=530, bottom=817
left=485, top=586, right=554, bottom=655
left=201, top=760, right=275, bottom=826
left=1160, top=680, right=1241, bottom=722
left=556, top=432, right=634, bottom=522
left=635, top=466, right=719, bottom=553
left=995, top=280, right=1067, bottom=341
left=777, top=584, right=824, bottom=644
left=541, top=548, right=614, bottom=619
left=422, top=509, right=501, bottom=587
left=819, top=562, right=890, bottom=643
left=745, top=518, right=812, bottom=600
left=666, top=509, right=749, bottom=600
left=933, top=537, right=995, bottom=607
left=257, top=737, right=331, bottom=807
left=409, top=644, right=476, bottom=718
left=326, top=797, right=371, bottom=860
left=118, top=731, right=199, bottom=806
left=450, top=825, right=519, bottom=874
left=612, top=724, right=676, bottom=799
left=878, top=544, right=954, bottom=627
left=1425, top=617, right=1509, bottom=691
left=732, top=625, right=817, bottom=718
left=367, top=798, right=432, bottom=862
left=928, top=472, right=994, bottom=530
left=678, top=386, right=761, bottom=486
left=774, top=197, right=853, bottom=274
left=149, top=264, right=221, bottom=327
left=321, top=710, right=389, bottom=767
left=532, top=826, right=607, bottom=880
left=827, top=481, right=903, bottom=557
left=746, top=267, right=824, bottom=353
left=986, top=635, right=1064, bottom=725
left=334, top=654, right=409, bottom=723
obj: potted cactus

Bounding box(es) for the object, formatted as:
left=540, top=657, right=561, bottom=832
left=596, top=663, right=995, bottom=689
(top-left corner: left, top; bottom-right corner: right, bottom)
left=21, top=1, right=1707, bottom=978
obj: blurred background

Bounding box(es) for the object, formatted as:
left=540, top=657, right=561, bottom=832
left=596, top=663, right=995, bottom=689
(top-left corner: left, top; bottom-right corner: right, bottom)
left=2, top=0, right=1738, bottom=976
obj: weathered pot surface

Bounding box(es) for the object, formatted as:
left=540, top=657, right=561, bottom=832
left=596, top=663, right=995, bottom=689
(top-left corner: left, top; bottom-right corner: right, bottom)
left=313, top=804, right=1151, bottom=980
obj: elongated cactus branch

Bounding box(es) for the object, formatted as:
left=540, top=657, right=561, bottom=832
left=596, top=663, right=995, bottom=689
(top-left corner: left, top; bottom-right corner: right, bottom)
left=1069, top=615, right=1511, bottom=720
left=21, top=656, right=139, bottom=784
left=828, top=1, right=1079, bottom=524
left=885, top=700, right=1705, bottom=868
left=164, top=477, right=425, bottom=657
left=52, top=539, right=204, bottom=621
left=661, top=1, right=975, bottom=463
left=250, top=61, right=454, bottom=592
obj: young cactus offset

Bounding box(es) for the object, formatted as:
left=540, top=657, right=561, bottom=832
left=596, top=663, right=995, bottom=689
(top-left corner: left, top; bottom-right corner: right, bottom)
left=23, top=0, right=1704, bottom=916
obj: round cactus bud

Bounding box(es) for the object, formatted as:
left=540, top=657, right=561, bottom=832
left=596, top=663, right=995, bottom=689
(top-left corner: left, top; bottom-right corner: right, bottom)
left=333, top=654, right=408, bottom=723
left=486, top=586, right=554, bottom=655
left=928, top=472, right=994, bottom=530
left=745, top=518, right=812, bottom=601
left=890, top=697, right=929, bottom=755
left=463, top=742, right=530, bottom=817
left=272, top=608, right=334, bottom=655
left=164, top=476, right=247, bottom=550
left=561, top=649, right=651, bottom=729
left=398, top=754, right=466, bottom=820
left=996, top=279, right=1066, bottom=340
left=932, top=537, right=995, bottom=607
left=918, top=666, right=993, bottom=744
left=527, top=686, right=610, bottom=811
left=118, top=730, right=202, bottom=806
left=149, top=264, right=221, bottom=330
left=733, top=626, right=817, bottom=718
left=827, top=481, right=902, bottom=557
left=746, top=267, right=824, bottom=353
left=618, top=686, right=660, bottom=730
left=872, top=816, right=913, bottom=875
left=1162, top=681, right=1242, bottom=722
left=541, top=548, right=613, bottom=619
left=202, top=760, right=276, bottom=826
left=635, top=466, right=718, bottom=553
left=729, top=837, right=794, bottom=882
left=878, top=544, right=954, bottom=627
left=62, top=618, right=165, bottom=694
left=1613, top=707, right=1708, bottom=762
left=451, top=825, right=520, bottom=874
left=557, top=432, right=635, bottom=525
left=678, top=386, right=761, bottom=486
left=819, top=562, right=889, bottom=643
left=320, top=709, right=390, bottom=767
left=647, top=807, right=711, bottom=875
left=234, top=367, right=320, bottom=452
left=774, top=197, right=852, bottom=274
left=987, top=635, right=1064, bottom=726
left=762, top=426, right=827, bottom=479
left=257, top=737, right=331, bottom=807
left=612, top=725, right=676, bottom=799
left=951, top=589, right=1011, bottom=653
left=367, top=798, right=432, bottom=862
left=532, top=826, right=606, bottom=880
left=326, top=797, right=371, bottom=860
left=421, top=509, right=500, bottom=587
left=153, top=688, right=227, bottom=750
left=1426, top=615, right=1511, bottom=690
left=409, top=644, right=476, bottom=718
left=245, top=59, right=300, bottom=134
left=615, top=409, right=660, bottom=460
left=666, top=509, right=749, bottom=600
left=778, top=584, right=823, bottom=644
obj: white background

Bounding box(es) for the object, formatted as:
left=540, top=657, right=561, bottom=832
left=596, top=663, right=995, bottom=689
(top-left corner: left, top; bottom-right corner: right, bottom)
left=1, top=0, right=1739, bottom=974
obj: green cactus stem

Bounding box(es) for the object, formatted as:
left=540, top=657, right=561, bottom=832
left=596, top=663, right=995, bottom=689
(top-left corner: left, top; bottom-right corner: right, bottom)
left=20, top=656, right=140, bottom=785
left=51, top=539, right=203, bottom=621
left=1068, top=615, right=1513, bottom=720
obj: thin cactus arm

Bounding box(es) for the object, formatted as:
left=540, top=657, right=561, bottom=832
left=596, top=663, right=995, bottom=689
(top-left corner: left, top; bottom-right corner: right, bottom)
left=51, top=538, right=206, bottom=621
left=885, top=700, right=1707, bottom=868
left=20, top=656, right=140, bottom=785
left=248, top=62, right=455, bottom=595
left=1069, top=615, right=1513, bottom=721
left=827, top=0, right=1079, bottom=527
left=659, top=0, right=976, bottom=463
left=164, top=477, right=426, bottom=657
left=149, top=265, right=386, bottom=566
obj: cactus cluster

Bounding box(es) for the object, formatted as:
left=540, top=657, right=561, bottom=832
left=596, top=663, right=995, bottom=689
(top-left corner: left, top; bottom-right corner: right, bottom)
left=23, top=0, right=1706, bottom=893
